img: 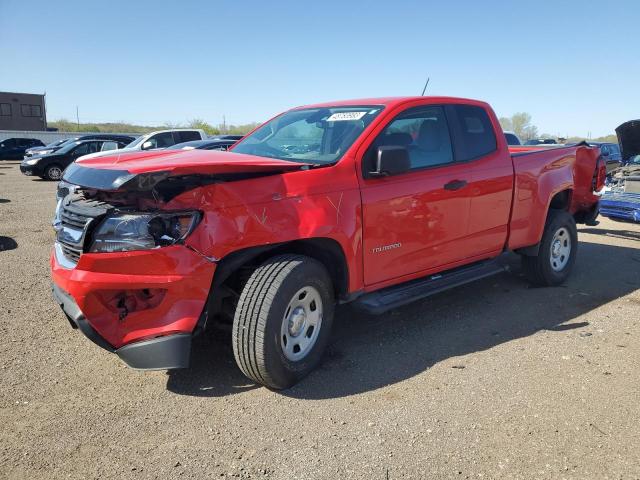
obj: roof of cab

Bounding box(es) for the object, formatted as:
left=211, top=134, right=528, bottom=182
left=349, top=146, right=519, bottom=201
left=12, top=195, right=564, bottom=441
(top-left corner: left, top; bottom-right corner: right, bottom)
left=293, top=96, right=489, bottom=110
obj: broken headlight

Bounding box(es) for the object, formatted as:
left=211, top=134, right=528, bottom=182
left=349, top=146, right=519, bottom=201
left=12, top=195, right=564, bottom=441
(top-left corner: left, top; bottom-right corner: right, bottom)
left=89, top=211, right=201, bottom=253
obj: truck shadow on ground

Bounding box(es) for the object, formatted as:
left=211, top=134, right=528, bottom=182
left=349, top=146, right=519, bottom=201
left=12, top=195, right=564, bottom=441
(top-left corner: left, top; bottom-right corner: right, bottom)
left=166, top=241, right=640, bottom=398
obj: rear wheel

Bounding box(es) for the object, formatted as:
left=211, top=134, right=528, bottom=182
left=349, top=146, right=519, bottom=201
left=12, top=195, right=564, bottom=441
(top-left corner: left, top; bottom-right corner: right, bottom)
left=232, top=254, right=334, bottom=389
left=44, top=164, right=63, bottom=181
left=521, top=209, right=578, bottom=286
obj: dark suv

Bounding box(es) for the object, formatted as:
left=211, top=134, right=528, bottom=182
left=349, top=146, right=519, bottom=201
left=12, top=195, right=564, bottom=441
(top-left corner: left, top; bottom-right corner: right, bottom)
left=0, top=138, right=44, bottom=160
left=20, top=139, right=130, bottom=180
left=24, top=134, right=136, bottom=158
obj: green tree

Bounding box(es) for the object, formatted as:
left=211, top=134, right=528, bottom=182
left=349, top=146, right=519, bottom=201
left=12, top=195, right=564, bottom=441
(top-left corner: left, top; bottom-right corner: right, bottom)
left=187, top=119, right=220, bottom=135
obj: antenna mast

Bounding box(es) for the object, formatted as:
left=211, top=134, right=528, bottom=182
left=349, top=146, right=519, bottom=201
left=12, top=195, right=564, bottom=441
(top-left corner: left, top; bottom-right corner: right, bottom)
left=421, top=77, right=430, bottom=96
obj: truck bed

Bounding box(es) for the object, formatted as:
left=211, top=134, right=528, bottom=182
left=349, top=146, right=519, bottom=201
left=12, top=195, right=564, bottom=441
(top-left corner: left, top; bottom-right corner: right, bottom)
left=507, top=144, right=600, bottom=250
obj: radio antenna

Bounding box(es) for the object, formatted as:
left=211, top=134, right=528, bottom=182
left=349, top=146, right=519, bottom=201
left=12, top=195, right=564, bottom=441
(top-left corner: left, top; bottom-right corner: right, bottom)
left=421, top=77, right=430, bottom=96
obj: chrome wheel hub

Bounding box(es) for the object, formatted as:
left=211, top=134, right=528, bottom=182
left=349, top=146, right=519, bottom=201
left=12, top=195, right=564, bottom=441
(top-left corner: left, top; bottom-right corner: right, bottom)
left=280, top=286, right=323, bottom=361
left=550, top=227, right=571, bottom=272
left=288, top=307, right=307, bottom=337
left=49, top=167, right=62, bottom=180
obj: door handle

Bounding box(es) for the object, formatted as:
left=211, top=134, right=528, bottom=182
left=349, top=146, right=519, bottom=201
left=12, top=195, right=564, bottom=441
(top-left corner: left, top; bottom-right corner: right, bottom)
left=444, top=180, right=467, bottom=191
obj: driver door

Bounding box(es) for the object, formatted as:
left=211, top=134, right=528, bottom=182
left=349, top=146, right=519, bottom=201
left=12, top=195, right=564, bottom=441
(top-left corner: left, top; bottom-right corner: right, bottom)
left=359, top=105, right=474, bottom=286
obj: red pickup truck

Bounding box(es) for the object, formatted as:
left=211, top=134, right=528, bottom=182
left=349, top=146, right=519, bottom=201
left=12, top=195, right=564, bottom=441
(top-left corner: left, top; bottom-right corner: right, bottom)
left=51, top=97, right=604, bottom=389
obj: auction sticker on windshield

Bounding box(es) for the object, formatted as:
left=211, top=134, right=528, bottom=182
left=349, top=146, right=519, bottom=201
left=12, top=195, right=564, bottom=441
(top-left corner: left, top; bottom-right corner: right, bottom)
left=327, top=111, right=368, bottom=121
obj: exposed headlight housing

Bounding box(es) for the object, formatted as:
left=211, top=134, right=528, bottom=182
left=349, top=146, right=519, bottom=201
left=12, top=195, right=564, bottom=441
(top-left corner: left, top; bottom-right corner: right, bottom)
left=90, top=211, right=201, bottom=253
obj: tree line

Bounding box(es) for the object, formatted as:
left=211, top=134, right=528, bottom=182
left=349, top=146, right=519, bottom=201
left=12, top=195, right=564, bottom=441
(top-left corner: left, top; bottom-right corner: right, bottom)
left=498, top=113, right=617, bottom=144
left=49, top=113, right=617, bottom=145
left=48, top=118, right=261, bottom=136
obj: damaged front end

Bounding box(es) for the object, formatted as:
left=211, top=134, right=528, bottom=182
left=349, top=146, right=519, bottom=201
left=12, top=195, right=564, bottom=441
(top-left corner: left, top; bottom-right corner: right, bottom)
left=51, top=154, right=306, bottom=369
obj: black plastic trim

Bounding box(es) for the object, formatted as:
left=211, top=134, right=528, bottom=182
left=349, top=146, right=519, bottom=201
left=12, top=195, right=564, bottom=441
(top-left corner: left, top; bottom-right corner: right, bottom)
left=354, top=256, right=508, bottom=315
left=52, top=283, right=115, bottom=352
left=116, top=334, right=191, bottom=370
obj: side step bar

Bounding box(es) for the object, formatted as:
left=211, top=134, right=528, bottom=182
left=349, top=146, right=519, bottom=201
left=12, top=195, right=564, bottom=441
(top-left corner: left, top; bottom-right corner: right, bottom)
left=354, top=256, right=509, bottom=315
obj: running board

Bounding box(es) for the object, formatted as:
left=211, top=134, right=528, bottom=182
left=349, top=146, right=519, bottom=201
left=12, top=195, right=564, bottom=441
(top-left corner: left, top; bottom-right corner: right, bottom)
left=354, top=257, right=509, bottom=315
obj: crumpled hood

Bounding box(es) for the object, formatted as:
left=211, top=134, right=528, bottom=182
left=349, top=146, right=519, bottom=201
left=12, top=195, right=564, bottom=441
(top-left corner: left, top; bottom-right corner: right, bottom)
left=75, top=148, right=307, bottom=174
left=64, top=149, right=308, bottom=191
left=616, top=120, right=640, bottom=160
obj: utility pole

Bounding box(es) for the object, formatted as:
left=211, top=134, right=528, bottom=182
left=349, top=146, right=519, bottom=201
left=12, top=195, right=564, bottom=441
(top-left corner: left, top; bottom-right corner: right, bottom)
left=76, top=106, right=80, bottom=129
left=222, top=115, right=226, bottom=133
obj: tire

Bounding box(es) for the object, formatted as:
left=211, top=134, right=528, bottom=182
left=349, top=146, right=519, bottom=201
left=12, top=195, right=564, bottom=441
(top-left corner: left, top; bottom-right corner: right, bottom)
left=44, top=164, right=63, bottom=181
left=521, top=209, right=578, bottom=286
left=232, top=254, right=335, bottom=389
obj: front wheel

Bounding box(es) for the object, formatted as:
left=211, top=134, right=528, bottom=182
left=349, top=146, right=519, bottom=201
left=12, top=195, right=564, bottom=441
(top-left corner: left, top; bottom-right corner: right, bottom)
left=232, top=254, right=334, bottom=389
left=521, top=209, right=578, bottom=286
left=44, top=164, right=63, bottom=181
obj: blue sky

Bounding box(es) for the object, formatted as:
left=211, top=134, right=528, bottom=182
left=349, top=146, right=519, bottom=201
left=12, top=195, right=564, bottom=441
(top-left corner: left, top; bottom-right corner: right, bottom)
left=1, top=0, right=637, bottom=137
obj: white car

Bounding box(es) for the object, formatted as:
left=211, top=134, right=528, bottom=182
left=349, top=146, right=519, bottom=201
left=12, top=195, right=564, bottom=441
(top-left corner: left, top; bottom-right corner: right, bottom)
left=77, top=129, right=206, bottom=160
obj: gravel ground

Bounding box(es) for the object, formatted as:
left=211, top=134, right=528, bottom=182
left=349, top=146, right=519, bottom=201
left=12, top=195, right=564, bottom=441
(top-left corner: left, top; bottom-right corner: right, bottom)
left=1, top=161, right=639, bottom=479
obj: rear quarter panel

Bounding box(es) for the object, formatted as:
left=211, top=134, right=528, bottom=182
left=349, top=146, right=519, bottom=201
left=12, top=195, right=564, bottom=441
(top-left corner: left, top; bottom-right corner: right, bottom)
left=508, top=146, right=599, bottom=250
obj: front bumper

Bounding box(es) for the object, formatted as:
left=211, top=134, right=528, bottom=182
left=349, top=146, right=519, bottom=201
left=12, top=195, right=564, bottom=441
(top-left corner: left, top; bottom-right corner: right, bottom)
left=20, top=163, right=39, bottom=176
left=51, top=244, right=216, bottom=369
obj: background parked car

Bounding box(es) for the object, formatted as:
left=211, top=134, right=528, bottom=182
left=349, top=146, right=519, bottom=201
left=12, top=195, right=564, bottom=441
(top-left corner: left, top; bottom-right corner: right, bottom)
left=23, top=134, right=136, bottom=158
left=588, top=141, right=622, bottom=173
left=524, top=138, right=558, bottom=145
left=211, top=134, right=244, bottom=141
left=24, top=139, right=69, bottom=158
left=168, top=138, right=239, bottom=151
left=504, top=131, right=522, bottom=146
left=20, top=138, right=129, bottom=180
left=77, top=129, right=206, bottom=161
left=0, top=138, right=44, bottom=160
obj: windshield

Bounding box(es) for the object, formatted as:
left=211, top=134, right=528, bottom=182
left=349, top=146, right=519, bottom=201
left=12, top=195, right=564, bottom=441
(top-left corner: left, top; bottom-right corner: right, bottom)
left=124, top=135, right=146, bottom=149
left=232, top=106, right=383, bottom=164
left=56, top=141, right=82, bottom=154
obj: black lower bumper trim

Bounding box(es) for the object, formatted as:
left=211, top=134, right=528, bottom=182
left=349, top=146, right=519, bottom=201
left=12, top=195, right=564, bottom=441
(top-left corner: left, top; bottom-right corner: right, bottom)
left=52, top=283, right=115, bottom=352
left=53, top=283, right=191, bottom=369
left=116, top=334, right=191, bottom=370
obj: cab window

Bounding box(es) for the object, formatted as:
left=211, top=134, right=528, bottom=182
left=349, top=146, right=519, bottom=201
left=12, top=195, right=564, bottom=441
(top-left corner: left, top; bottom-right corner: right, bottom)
left=367, top=106, right=454, bottom=171
left=176, top=131, right=201, bottom=143
left=147, top=132, right=175, bottom=149
left=445, top=105, right=497, bottom=161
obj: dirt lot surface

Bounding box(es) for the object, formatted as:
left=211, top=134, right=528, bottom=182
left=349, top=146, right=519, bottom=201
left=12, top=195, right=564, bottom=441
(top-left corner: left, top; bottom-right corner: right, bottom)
left=1, top=161, right=639, bottom=479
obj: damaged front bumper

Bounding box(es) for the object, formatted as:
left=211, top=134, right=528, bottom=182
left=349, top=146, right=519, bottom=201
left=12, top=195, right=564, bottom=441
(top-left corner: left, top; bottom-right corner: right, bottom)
left=50, top=244, right=216, bottom=369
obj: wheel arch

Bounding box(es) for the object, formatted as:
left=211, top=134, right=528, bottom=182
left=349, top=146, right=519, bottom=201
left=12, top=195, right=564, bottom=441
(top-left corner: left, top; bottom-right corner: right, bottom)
left=214, top=237, right=349, bottom=295
left=515, top=189, right=573, bottom=256
left=197, top=237, right=351, bottom=332
left=548, top=188, right=573, bottom=211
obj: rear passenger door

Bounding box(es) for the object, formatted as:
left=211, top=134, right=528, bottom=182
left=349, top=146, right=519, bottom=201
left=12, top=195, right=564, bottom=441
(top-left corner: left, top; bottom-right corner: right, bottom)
left=359, top=105, right=475, bottom=286
left=445, top=104, right=513, bottom=255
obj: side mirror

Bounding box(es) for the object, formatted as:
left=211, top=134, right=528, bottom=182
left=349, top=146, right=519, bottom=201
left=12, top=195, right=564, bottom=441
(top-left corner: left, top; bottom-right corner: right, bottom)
left=141, top=140, right=154, bottom=150
left=369, top=146, right=410, bottom=177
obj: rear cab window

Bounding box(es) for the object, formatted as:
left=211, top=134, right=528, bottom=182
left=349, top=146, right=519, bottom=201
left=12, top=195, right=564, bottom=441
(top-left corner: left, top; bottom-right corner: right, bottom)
left=445, top=104, right=497, bottom=161
left=175, top=131, right=201, bottom=143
